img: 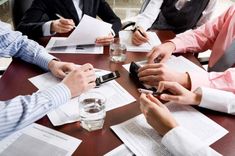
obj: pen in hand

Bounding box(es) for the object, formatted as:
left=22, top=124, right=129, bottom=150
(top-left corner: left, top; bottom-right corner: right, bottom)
left=55, top=13, right=76, bottom=28
left=137, top=29, right=151, bottom=46
left=138, top=88, right=161, bottom=97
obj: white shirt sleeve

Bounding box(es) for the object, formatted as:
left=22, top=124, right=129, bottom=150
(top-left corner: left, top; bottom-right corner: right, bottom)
left=195, top=87, right=235, bottom=115
left=162, top=126, right=221, bottom=156
left=42, top=21, right=56, bottom=36
left=135, top=0, right=164, bottom=31
left=196, top=0, right=217, bottom=27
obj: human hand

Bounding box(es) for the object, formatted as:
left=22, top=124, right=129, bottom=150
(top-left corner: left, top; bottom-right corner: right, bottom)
left=140, top=93, right=178, bottom=136
left=132, top=26, right=149, bottom=46
left=62, top=63, right=96, bottom=98
left=138, top=63, right=191, bottom=89
left=157, top=81, right=201, bottom=105
left=147, top=42, right=175, bottom=63
left=48, top=60, right=76, bottom=79
left=51, top=19, right=75, bottom=33
left=96, top=33, right=114, bottom=45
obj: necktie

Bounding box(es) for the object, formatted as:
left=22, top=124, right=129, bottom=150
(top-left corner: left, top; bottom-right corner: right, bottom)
left=208, top=40, right=235, bottom=72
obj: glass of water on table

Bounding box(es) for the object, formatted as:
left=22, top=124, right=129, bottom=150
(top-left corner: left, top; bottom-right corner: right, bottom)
left=79, top=91, right=106, bottom=131
left=109, top=41, right=127, bottom=63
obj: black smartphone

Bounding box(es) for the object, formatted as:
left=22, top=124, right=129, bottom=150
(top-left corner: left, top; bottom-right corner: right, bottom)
left=96, top=71, right=120, bottom=86
left=129, top=62, right=157, bottom=92
left=129, top=61, right=141, bottom=79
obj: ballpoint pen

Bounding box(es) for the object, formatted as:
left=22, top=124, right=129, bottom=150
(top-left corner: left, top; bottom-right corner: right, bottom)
left=55, top=13, right=76, bottom=28
left=138, top=88, right=161, bottom=97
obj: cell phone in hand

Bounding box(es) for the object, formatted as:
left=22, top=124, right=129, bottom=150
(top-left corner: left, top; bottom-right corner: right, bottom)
left=129, top=61, right=141, bottom=79
left=96, top=71, right=120, bottom=86
left=129, top=61, right=156, bottom=92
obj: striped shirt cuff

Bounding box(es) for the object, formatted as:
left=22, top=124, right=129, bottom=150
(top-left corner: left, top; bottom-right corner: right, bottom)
left=42, top=83, right=71, bottom=108
left=34, top=50, right=56, bottom=70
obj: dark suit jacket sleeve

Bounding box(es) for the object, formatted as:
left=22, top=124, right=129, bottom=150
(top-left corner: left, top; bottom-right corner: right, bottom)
left=97, top=0, right=122, bottom=36
left=16, top=0, right=50, bottom=40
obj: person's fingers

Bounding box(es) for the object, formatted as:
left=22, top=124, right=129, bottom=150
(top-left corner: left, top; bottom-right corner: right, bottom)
left=147, top=94, right=163, bottom=107
left=58, top=23, right=74, bottom=30
left=147, top=48, right=160, bottom=64
left=86, top=73, right=96, bottom=83
left=158, top=81, right=184, bottom=95
left=138, top=68, right=163, bottom=77
left=160, top=94, right=180, bottom=103
left=132, top=37, right=143, bottom=46
left=80, top=63, right=94, bottom=71
left=138, top=63, right=163, bottom=72
left=63, top=63, right=76, bottom=72
left=56, top=70, right=67, bottom=79
left=96, top=35, right=114, bottom=40
left=86, top=82, right=96, bottom=90
left=57, top=27, right=72, bottom=33
left=60, top=19, right=75, bottom=26
left=157, top=81, right=165, bottom=93
left=159, top=54, right=170, bottom=63
left=135, top=31, right=148, bottom=43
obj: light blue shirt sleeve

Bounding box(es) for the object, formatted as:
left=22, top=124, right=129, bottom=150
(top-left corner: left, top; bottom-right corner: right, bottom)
left=0, top=83, right=71, bottom=140
left=0, top=21, right=55, bottom=70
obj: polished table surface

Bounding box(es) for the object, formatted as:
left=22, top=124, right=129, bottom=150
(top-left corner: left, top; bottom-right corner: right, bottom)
left=0, top=31, right=235, bottom=156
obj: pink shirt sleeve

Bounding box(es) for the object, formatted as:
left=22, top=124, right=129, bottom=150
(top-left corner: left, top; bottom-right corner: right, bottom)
left=188, top=68, right=235, bottom=93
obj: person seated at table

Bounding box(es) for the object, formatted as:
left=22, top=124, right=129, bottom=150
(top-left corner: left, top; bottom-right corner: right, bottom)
left=140, top=81, right=235, bottom=155
left=138, top=5, right=235, bottom=93
left=0, top=21, right=96, bottom=140
left=16, top=0, right=121, bottom=45
left=132, top=0, right=217, bottom=45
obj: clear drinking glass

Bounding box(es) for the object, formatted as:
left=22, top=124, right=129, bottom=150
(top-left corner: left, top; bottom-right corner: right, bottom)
left=79, top=91, right=106, bottom=131
left=109, top=42, right=127, bottom=63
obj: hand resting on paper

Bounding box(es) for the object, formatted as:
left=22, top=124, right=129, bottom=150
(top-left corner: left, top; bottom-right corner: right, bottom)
left=95, top=33, right=114, bottom=45
left=62, top=63, right=96, bottom=97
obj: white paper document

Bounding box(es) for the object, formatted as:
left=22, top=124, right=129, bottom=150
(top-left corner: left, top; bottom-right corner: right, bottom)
left=46, top=37, right=103, bottom=54
left=53, top=15, right=112, bottom=47
left=119, top=30, right=161, bottom=52
left=0, top=123, right=81, bottom=156
left=104, top=144, right=134, bottom=156
left=111, top=103, right=228, bottom=156
left=123, top=55, right=207, bottom=74
left=29, top=71, right=136, bottom=126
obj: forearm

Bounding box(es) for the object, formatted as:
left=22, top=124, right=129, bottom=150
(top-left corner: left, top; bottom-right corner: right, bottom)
left=0, top=24, right=55, bottom=70
left=135, top=0, right=163, bottom=31
left=188, top=68, right=235, bottom=93
left=0, top=83, right=71, bottom=140
left=196, top=87, right=235, bottom=115
left=162, top=126, right=221, bottom=156
left=170, top=5, right=229, bottom=54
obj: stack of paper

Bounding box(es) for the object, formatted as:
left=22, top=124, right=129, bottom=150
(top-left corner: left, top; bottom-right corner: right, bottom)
left=111, top=103, right=228, bottom=156
left=29, top=70, right=136, bottom=126
left=46, top=37, right=103, bottom=54
left=119, top=30, right=161, bottom=52
left=0, top=123, right=81, bottom=156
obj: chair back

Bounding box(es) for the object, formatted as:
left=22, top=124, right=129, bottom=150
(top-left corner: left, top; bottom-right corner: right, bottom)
left=9, top=0, right=33, bottom=29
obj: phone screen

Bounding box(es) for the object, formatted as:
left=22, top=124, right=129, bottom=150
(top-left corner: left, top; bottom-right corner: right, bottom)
left=102, top=72, right=115, bottom=81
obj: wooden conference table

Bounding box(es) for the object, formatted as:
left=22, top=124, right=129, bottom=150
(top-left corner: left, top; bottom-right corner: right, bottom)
left=0, top=31, right=235, bottom=156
